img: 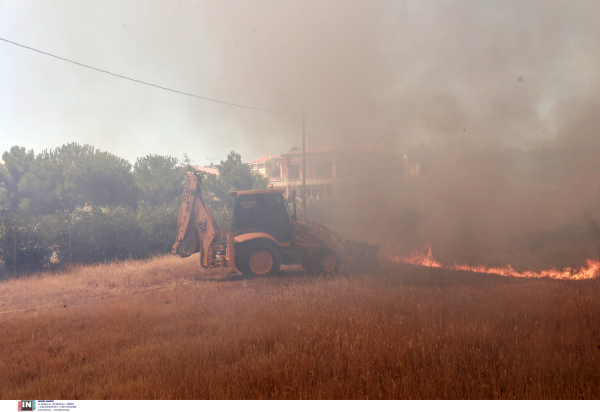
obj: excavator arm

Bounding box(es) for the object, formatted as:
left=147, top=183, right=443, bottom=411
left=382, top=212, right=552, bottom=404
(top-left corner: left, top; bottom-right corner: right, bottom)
left=171, top=172, right=219, bottom=268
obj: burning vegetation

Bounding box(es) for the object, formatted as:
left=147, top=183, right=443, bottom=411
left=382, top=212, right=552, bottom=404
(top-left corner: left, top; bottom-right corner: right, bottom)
left=386, top=244, right=600, bottom=280
left=345, top=144, right=600, bottom=279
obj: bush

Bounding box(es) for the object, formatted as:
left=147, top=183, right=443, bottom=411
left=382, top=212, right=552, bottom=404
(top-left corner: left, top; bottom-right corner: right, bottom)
left=0, top=194, right=339, bottom=275
left=0, top=213, right=50, bottom=273
left=136, top=200, right=180, bottom=255
left=69, top=205, right=144, bottom=263
left=0, top=202, right=182, bottom=274
left=211, top=207, right=233, bottom=232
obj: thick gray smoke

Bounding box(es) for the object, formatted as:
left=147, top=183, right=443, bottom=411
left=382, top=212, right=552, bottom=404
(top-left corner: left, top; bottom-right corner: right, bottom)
left=4, top=0, right=599, bottom=156
left=341, top=143, right=600, bottom=271
left=195, top=0, right=600, bottom=151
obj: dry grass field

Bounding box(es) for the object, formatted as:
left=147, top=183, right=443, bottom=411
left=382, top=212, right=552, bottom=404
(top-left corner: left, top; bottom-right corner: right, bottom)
left=1, top=255, right=599, bottom=399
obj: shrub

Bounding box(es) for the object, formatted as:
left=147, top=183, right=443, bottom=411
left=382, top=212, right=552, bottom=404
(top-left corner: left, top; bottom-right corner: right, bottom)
left=0, top=213, right=49, bottom=273
left=136, top=200, right=180, bottom=255
left=69, top=205, right=144, bottom=263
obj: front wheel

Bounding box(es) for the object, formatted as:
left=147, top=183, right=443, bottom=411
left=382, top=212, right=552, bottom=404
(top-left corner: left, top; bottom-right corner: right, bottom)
left=239, top=241, right=281, bottom=276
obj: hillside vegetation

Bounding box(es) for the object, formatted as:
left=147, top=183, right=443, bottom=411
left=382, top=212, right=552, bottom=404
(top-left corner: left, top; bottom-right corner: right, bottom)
left=0, top=145, right=268, bottom=272
left=1, top=256, right=599, bottom=399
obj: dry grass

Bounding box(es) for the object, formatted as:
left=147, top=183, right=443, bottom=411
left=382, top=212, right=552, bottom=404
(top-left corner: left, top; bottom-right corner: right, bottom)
left=1, top=255, right=599, bottom=399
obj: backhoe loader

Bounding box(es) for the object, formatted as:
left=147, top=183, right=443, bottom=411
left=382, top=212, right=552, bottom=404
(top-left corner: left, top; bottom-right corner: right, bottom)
left=172, top=172, right=379, bottom=276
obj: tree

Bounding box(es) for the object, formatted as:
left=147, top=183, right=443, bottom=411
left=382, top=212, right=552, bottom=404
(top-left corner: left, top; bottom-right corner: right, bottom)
left=180, top=153, right=197, bottom=173
left=0, top=211, right=49, bottom=273
left=203, top=151, right=268, bottom=207
left=18, top=143, right=137, bottom=215
left=134, top=154, right=185, bottom=206
left=0, top=146, right=35, bottom=212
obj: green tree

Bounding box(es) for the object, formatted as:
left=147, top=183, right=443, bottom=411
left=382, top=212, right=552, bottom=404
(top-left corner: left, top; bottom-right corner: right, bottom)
left=18, top=143, right=137, bottom=215
left=180, top=153, right=197, bottom=173
left=0, top=146, right=35, bottom=212
left=0, top=211, right=52, bottom=273
left=134, top=154, right=185, bottom=207
left=203, top=151, right=268, bottom=206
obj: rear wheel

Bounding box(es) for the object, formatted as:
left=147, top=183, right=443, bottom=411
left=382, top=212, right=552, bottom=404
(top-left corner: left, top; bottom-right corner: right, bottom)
left=313, top=249, right=340, bottom=274
left=239, top=241, right=281, bottom=276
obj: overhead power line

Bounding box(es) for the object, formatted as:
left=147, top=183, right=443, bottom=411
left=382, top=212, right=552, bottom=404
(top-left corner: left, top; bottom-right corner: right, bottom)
left=0, top=36, right=298, bottom=116
left=0, top=36, right=440, bottom=149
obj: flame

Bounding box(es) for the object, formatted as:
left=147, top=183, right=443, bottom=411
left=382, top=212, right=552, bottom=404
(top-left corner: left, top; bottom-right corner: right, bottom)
left=385, top=244, right=600, bottom=280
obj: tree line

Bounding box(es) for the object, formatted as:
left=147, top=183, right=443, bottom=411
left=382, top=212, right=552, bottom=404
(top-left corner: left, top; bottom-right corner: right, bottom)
left=0, top=143, right=268, bottom=275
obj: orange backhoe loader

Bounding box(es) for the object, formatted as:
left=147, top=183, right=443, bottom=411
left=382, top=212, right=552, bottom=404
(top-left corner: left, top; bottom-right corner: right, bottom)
left=172, top=172, right=379, bottom=276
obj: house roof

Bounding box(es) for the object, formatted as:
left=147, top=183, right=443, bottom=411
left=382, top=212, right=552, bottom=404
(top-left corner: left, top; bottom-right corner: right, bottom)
left=193, top=166, right=219, bottom=175
left=248, top=145, right=376, bottom=166
left=249, top=155, right=281, bottom=164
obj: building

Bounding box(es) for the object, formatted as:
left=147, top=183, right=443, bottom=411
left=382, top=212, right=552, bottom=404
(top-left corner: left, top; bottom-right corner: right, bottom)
left=249, top=155, right=279, bottom=177
left=251, top=144, right=407, bottom=200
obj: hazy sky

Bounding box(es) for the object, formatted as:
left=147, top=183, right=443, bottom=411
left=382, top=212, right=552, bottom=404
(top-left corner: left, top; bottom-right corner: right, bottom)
left=1, top=0, right=599, bottom=165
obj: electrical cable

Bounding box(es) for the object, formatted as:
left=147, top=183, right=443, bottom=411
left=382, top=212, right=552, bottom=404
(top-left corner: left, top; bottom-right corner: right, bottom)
left=1, top=36, right=446, bottom=149
left=0, top=36, right=299, bottom=116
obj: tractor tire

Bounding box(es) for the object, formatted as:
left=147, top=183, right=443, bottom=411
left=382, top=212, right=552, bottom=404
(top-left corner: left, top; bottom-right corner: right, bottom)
left=312, top=249, right=340, bottom=274
left=239, top=240, right=281, bottom=277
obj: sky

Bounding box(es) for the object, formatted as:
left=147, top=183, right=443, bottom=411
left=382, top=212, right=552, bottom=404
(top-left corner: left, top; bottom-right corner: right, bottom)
left=1, top=0, right=600, bottom=165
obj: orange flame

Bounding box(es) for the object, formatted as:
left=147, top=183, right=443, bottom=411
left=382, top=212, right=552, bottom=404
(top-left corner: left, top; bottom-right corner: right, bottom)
left=385, top=244, right=600, bottom=280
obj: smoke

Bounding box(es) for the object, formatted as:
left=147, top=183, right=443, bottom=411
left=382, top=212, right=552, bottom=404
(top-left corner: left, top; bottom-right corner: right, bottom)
left=193, top=0, right=600, bottom=151
left=2, top=1, right=600, bottom=155
left=356, top=145, right=600, bottom=271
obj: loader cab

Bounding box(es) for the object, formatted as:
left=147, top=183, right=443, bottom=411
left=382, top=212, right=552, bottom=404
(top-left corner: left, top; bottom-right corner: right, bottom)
left=230, top=189, right=293, bottom=243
